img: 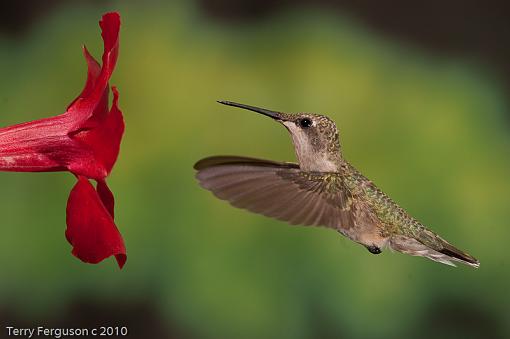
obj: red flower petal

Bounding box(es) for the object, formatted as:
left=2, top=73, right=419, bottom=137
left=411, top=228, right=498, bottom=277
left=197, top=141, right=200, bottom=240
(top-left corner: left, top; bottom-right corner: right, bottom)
left=67, top=12, right=120, bottom=126
left=67, top=46, right=101, bottom=110
left=69, top=86, right=124, bottom=178
left=66, top=176, right=126, bottom=268
left=100, top=12, right=120, bottom=68
left=97, top=179, right=115, bottom=218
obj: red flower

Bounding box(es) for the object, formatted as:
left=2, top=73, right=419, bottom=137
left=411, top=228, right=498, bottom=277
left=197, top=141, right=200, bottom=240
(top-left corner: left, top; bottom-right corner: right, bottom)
left=0, top=12, right=126, bottom=268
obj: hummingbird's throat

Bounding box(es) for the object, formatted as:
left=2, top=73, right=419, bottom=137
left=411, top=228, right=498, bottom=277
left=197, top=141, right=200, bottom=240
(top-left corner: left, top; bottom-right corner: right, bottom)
left=283, top=121, right=342, bottom=172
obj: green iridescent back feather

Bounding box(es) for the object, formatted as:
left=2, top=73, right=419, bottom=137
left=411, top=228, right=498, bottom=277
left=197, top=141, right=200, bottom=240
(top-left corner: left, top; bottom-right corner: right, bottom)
left=341, top=162, right=434, bottom=241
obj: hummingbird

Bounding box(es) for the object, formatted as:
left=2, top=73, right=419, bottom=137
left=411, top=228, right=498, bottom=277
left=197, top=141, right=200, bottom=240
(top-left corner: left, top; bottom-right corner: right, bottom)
left=194, top=101, right=480, bottom=268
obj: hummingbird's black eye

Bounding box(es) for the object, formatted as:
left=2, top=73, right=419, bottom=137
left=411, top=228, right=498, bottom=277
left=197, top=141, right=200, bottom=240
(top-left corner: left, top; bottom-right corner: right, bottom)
left=299, top=118, right=312, bottom=128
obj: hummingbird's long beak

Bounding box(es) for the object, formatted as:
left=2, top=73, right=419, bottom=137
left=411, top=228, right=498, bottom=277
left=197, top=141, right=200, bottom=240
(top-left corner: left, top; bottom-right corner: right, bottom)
left=217, top=101, right=282, bottom=120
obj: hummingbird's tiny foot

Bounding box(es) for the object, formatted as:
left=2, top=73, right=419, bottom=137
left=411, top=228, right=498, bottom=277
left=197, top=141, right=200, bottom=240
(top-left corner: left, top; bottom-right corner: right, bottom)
left=366, top=245, right=382, bottom=255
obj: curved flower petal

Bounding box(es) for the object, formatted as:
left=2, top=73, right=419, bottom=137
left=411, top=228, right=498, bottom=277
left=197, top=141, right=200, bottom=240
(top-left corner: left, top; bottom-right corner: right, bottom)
left=69, top=86, right=124, bottom=178
left=100, top=12, right=120, bottom=69
left=66, top=176, right=126, bottom=268
left=97, top=179, right=115, bottom=218
left=67, top=12, right=120, bottom=125
left=67, top=46, right=101, bottom=110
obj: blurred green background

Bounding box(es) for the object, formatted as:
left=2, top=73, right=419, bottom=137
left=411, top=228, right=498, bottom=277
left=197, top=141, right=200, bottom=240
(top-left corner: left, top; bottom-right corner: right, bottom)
left=1, top=1, right=509, bottom=338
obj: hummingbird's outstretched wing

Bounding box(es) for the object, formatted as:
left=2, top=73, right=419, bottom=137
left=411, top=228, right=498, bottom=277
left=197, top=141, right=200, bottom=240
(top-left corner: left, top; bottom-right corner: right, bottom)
left=194, top=156, right=480, bottom=268
left=194, top=156, right=362, bottom=231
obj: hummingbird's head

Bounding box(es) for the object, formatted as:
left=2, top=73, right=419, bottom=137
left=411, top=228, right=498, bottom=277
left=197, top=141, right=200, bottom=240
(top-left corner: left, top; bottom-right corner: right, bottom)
left=218, top=101, right=343, bottom=172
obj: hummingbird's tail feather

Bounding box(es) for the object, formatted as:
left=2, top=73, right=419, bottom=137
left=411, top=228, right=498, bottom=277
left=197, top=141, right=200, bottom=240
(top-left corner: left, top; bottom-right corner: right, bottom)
left=435, top=241, right=480, bottom=268
left=389, top=232, right=480, bottom=268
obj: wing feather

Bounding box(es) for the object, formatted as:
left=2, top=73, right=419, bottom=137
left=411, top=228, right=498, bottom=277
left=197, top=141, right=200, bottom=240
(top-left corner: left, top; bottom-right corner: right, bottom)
left=195, top=156, right=357, bottom=231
